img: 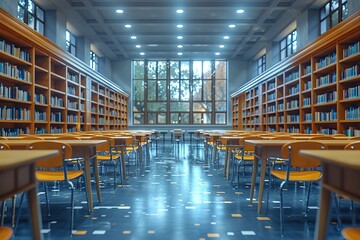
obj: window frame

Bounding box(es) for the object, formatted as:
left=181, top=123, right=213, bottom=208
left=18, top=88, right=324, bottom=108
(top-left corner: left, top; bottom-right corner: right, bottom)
left=66, top=30, right=77, bottom=56
left=320, top=0, right=348, bottom=35
left=17, top=0, right=45, bottom=35
left=90, top=51, right=99, bottom=71
left=257, top=55, right=266, bottom=75
left=280, top=30, right=297, bottom=61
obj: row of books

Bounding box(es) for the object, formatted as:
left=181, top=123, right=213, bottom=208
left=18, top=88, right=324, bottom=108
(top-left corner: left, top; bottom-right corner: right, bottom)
left=0, top=107, right=30, bottom=120
left=344, top=127, right=360, bottom=136
left=34, top=111, right=46, bottom=121
left=67, top=86, right=77, bottom=95
left=0, top=127, right=29, bottom=137
left=316, top=91, right=337, bottom=104
left=267, top=93, right=276, bottom=101
left=267, top=105, right=276, bottom=113
left=286, top=100, right=299, bottom=109
left=343, top=85, right=360, bottom=99
left=314, top=109, right=337, bottom=121
left=67, top=115, right=79, bottom=123
left=267, top=116, right=276, bottom=124
left=67, top=100, right=79, bottom=110
left=267, top=82, right=276, bottom=90
left=304, top=81, right=312, bottom=91
left=0, top=84, right=30, bottom=101
left=304, top=65, right=312, bottom=75
left=288, top=84, right=300, bottom=95
left=109, top=109, right=119, bottom=117
left=35, top=93, right=47, bottom=104
left=50, top=112, right=62, bottom=122
left=345, top=107, right=360, bottom=120
left=317, top=73, right=336, bottom=87
left=50, top=95, right=64, bottom=107
left=317, top=128, right=337, bottom=135
left=316, top=52, right=336, bottom=70
left=0, top=61, right=31, bottom=81
left=35, top=127, right=46, bottom=134
left=341, top=64, right=360, bottom=80
left=343, top=41, right=360, bottom=58
left=304, top=113, right=312, bottom=122
left=0, top=39, right=31, bottom=62
left=67, top=73, right=79, bottom=83
left=285, top=70, right=300, bottom=83
left=50, top=127, right=63, bottom=134
left=287, top=127, right=300, bottom=133
left=287, top=114, right=300, bottom=123
left=304, top=127, right=312, bottom=134
left=303, top=97, right=311, bottom=106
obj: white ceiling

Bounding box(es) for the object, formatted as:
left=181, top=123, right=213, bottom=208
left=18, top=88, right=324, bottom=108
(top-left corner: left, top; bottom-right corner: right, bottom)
left=37, top=0, right=325, bottom=61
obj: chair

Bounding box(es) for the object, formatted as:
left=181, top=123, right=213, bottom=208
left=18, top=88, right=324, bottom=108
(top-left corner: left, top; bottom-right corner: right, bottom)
left=342, top=228, right=360, bottom=240
left=27, top=141, right=87, bottom=234
left=310, top=136, right=335, bottom=140
left=20, top=136, right=44, bottom=140
left=0, top=226, right=12, bottom=240
left=269, top=136, right=294, bottom=140
left=90, top=136, right=122, bottom=188
left=232, top=136, right=263, bottom=188
left=349, top=136, right=360, bottom=140
left=0, top=137, right=7, bottom=140
left=265, top=141, right=327, bottom=236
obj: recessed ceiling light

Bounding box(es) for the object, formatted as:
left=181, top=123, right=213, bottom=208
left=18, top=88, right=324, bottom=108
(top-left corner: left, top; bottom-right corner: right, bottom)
left=177, top=24, right=183, bottom=28
left=229, top=24, right=236, bottom=28
left=131, top=36, right=137, bottom=39
left=116, top=9, right=124, bottom=14
left=219, top=45, right=225, bottom=48
left=125, top=24, right=132, bottom=28
left=176, top=9, right=184, bottom=14
left=177, top=45, right=183, bottom=48
left=177, top=36, right=183, bottom=39
left=237, top=9, right=245, bottom=14
left=136, top=45, right=141, bottom=48
left=215, top=52, right=221, bottom=55
left=178, top=52, right=183, bottom=55
left=223, top=36, right=230, bottom=39
left=140, top=52, right=145, bottom=55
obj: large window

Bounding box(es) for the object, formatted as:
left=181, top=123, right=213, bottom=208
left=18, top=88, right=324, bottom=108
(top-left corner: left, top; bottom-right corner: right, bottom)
left=320, top=0, right=348, bottom=34
left=280, top=30, right=297, bottom=61
left=133, top=60, right=227, bottom=125
left=90, top=51, right=98, bottom=71
left=257, top=55, right=266, bottom=75
left=66, top=30, right=76, bottom=56
left=17, top=0, right=45, bottom=35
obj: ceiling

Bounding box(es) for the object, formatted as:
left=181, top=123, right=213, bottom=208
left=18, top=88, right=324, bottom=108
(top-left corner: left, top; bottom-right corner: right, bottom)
left=38, top=0, right=325, bottom=61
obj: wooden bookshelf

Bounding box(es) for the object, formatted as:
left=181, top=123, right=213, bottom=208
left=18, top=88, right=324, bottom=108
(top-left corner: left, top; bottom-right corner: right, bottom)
left=0, top=9, right=128, bottom=136
left=231, top=10, right=360, bottom=136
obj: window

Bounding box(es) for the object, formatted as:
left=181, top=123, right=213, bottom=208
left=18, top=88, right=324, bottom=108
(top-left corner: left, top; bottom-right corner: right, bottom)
left=133, top=60, right=227, bottom=125
left=257, top=55, right=266, bottom=75
left=66, top=30, right=76, bottom=56
left=90, top=51, right=98, bottom=71
left=17, top=0, right=45, bottom=35
left=320, top=0, right=348, bottom=34
left=280, top=30, right=297, bottom=61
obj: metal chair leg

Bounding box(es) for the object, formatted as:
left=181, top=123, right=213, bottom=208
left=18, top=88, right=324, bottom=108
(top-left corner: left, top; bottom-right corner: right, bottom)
left=279, top=180, right=287, bottom=237
left=44, top=182, right=50, bottom=216
left=305, top=182, right=312, bottom=218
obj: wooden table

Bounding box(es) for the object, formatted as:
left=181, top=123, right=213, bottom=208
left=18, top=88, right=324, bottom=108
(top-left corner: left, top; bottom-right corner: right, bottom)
left=245, top=139, right=357, bottom=213
left=0, top=150, right=59, bottom=240
left=220, top=136, right=244, bottom=179
left=0, top=140, right=106, bottom=212
left=299, top=150, right=360, bottom=240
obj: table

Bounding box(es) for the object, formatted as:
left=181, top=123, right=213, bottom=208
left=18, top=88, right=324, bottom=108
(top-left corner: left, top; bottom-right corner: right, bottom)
left=245, top=140, right=357, bottom=213
left=0, top=140, right=106, bottom=212
left=0, top=150, right=59, bottom=240
left=299, top=150, right=360, bottom=240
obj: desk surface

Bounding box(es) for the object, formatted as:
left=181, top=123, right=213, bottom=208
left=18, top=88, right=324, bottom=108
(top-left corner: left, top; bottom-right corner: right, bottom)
left=246, top=139, right=356, bottom=147
left=0, top=150, right=59, bottom=171
left=0, top=139, right=106, bottom=146
left=300, top=150, right=360, bottom=169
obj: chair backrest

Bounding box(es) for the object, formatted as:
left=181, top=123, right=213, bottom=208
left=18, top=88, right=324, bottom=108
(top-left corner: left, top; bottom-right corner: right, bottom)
left=90, top=136, right=113, bottom=152
left=21, top=136, right=45, bottom=140
left=281, top=141, right=327, bottom=168
left=310, top=136, right=335, bottom=140
left=349, top=136, right=360, bottom=140
left=269, top=136, right=294, bottom=140
left=344, top=141, right=360, bottom=150
left=0, top=137, right=7, bottom=140
left=56, top=135, right=81, bottom=140
left=0, top=143, right=10, bottom=150
left=240, top=136, right=263, bottom=151
left=173, top=129, right=183, bottom=138
left=27, top=141, right=72, bottom=168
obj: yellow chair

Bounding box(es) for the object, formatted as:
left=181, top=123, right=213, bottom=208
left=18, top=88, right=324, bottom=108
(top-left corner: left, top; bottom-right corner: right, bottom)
left=310, top=135, right=335, bottom=140
left=265, top=141, right=326, bottom=236
left=345, top=141, right=360, bottom=149
left=342, top=228, right=360, bottom=240
left=90, top=136, right=122, bottom=188
left=20, top=136, right=44, bottom=140
left=27, top=141, right=87, bottom=234
left=0, top=226, right=12, bottom=240
left=232, top=136, right=263, bottom=188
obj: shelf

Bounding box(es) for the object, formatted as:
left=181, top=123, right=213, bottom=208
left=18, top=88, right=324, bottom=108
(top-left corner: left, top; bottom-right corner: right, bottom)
left=313, top=62, right=336, bottom=75
left=0, top=50, right=32, bottom=66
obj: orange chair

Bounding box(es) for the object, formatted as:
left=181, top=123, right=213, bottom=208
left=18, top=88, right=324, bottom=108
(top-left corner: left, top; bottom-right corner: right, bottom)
left=20, top=136, right=44, bottom=140
left=27, top=141, right=87, bottom=234
left=90, top=136, right=122, bottom=188
left=310, top=135, right=335, bottom=140
left=265, top=141, right=327, bottom=236
left=342, top=228, right=360, bottom=240
left=0, top=226, right=12, bottom=240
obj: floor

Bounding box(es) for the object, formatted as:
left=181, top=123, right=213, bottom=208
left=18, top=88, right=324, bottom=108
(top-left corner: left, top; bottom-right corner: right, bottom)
left=5, top=140, right=354, bottom=239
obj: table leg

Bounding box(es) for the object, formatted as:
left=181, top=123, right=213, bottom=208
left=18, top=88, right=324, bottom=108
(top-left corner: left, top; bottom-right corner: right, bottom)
left=314, top=187, right=331, bottom=240
left=257, top=158, right=267, bottom=213
left=94, top=158, right=101, bottom=202
left=250, top=157, right=259, bottom=204
left=28, top=185, right=43, bottom=240
left=83, top=158, right=94, bottom=211
left=120, top=146, right=127, bottom=180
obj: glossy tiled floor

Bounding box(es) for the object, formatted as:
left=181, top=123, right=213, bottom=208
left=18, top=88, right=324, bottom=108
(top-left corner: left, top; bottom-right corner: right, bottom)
left=8, top=141, right=354, bottom=239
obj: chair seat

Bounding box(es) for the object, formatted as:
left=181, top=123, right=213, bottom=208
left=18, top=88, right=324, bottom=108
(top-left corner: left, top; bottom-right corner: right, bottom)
left=0, top=226, right=12, bottom=240
left=342, top=228, right=360, bottom=240
left=207, top=141, right=214, bottom=146
left=36, top=170, right=84, bottom=181
left=126, top=146, right=139, bottom=151
left=97, top=154, right=121, bottom=161
left=234, top=154, right=255, bottom=161
left=216, top=146, right=227, bottom=151
left=270, top=170, right=322, bottom=181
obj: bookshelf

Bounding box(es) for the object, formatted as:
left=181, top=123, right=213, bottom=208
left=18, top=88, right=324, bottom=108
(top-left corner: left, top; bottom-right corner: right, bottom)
left=231, top=10, right=360, bottom=136
left=0, top=9, right=128, bottom=136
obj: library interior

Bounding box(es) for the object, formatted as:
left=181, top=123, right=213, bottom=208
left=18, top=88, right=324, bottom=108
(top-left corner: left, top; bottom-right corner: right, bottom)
left=0, top=0, right=360, bottom=239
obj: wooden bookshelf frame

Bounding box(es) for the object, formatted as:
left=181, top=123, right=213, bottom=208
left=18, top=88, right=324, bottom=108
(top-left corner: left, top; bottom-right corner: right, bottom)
left=0, top=9, right=128, bottom=136
left=231, top=10, right=360, bottom=136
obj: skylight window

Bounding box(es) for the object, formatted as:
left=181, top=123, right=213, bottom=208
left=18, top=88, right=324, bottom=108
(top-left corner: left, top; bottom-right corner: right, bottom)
left=177, top=24, right=183, bottom=28
left=236, top=9, right=245, bottom=14
left=131, top=36, right=137, bottom=39
left=177, top=36, right=183, bottom=39
left=176, top=9, right=184, bottom=14
left=125, top=24, right=132, bottom=28
left=116, top=9, right=124, bottom=13
left=229, top=24, right=236, bottom=28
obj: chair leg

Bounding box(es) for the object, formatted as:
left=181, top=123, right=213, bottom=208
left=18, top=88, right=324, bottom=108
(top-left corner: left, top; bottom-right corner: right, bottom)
left=11, top=195, right=16, bottom=227
left=113, top=160, right=116, bottom=189
left=1, top=200, right=5, bottom=225
left=279, top=180, right=287, bottom=237
left=265, top=172, right=273, bottom=215
left=14, top=193, right=25, bottom=235
left=305, top=182, right=312, bottom=218
left=351, top=200, right=356, bottom=225
left=333, top=193, right=342, bottom=231
left=68, top=181, right=75, bottom=235
left=237, top=160, right=242, bottom=189
left=44, top=182, right=50, bottom=216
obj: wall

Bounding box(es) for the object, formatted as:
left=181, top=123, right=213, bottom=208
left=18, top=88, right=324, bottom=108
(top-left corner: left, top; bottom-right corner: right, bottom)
left=0, top=0, right=17, bottom=17
left=111, top=59, right=132, bottom=94
left=46, top=10, right=66, bottom=51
